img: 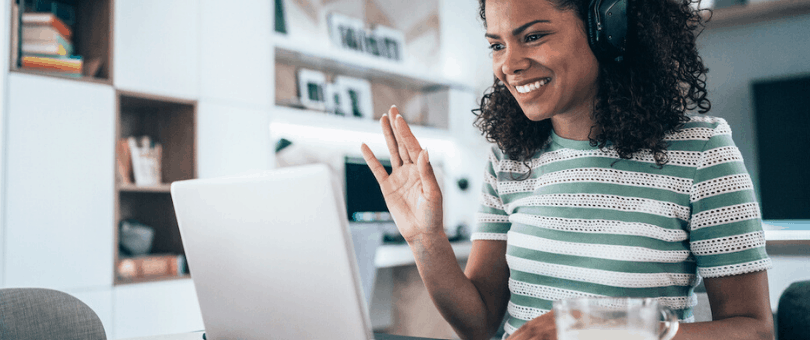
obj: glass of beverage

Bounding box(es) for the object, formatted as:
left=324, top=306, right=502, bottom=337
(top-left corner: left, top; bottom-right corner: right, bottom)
left=553, top=297, right=679, bottom=340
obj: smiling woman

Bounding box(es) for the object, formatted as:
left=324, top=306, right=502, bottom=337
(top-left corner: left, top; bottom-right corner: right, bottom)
left=359, top=1, right=774, bottom=340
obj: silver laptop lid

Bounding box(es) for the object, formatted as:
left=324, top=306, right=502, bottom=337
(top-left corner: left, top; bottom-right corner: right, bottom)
left=171, top=164, right=373, bottom=339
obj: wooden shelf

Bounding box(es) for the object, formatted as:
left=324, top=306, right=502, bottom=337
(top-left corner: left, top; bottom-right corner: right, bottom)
left=115, top=274, right=191, bottom=286
left=10, top=68, right=111, bottom=85
left=118, top=183, right=172, bottom=193
left=273, top=33, right=468, bottom=92
left=375, top=241, right=471, bottom=268
left=270, top=105, right=453, bottom=143
left=705, top=0, right=810, bottom=29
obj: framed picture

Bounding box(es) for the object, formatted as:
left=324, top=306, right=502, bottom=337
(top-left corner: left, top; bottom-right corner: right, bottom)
left=335, top=76, right=373, bottom=120
left=324, top=82, right=346, bottom=116
left=297, top=68, right=327, bottom=111
left=372, top=25, right=405, bottom=62
left=327, top=13, right=366, bottom=53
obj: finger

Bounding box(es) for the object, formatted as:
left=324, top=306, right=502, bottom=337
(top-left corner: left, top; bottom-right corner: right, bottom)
left=394, top=111, right=423, bottom=163
left=380, top=114, right=403, bottom=169
left=390, top=106, right=412, bottom=164
left=360, top=143, right=389, bottom=183
left=416, top=149, right=441, bottom=201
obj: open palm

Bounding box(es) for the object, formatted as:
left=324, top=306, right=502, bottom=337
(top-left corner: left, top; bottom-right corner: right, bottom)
left=360, top=106, right=443, bottom=242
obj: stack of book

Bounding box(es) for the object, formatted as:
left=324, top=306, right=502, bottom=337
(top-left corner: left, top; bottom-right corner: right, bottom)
left=20, top=12, right=82, bottom=77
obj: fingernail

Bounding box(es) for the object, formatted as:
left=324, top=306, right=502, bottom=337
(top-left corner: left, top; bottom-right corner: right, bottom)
left=425, top=148, right=430, bottom=162
left=391, top=105, right=397, bottom=109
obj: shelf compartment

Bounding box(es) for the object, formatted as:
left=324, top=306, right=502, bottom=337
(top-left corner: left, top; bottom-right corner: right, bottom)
left=114, top=91, right=197, bottom=285
left=115, top=191, right=186, bottom=285
left=10, top=0, right=113, bottom=83
left=117, top=91, right=197, bottom=184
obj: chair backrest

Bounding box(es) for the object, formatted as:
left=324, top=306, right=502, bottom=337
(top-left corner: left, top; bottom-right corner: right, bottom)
left=777, top=280, right=810, bottom=340
left=0, top=288, right=106, bottom=340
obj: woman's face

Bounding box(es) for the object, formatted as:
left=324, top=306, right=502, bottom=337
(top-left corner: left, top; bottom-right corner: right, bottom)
left=485, top=0, right=599, bottom=122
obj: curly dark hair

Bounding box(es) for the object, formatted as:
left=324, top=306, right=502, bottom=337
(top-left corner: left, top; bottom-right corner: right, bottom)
left=473, top=0, right=711, bottom=167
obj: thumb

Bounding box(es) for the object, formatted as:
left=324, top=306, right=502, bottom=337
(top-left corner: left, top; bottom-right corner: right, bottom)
left=417, top=149, right=441, bottom=200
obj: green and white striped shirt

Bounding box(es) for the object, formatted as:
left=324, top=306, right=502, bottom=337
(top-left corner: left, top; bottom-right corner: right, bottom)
left=472, top=115, right=771, bottom=337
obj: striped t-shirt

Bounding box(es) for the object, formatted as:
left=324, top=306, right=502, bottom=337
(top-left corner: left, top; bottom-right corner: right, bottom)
left=472, top=115, right=772, bottom=337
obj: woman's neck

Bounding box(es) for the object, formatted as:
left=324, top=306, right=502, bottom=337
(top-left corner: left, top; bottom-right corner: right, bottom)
left=551, top=109, right=597, bottom=141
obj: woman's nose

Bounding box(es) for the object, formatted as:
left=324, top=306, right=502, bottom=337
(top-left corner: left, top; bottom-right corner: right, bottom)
left=500, top=46, right=531, bottom=75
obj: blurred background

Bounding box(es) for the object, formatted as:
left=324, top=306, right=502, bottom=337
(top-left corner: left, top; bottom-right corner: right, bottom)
left=0, top=0, right=807, bottom=339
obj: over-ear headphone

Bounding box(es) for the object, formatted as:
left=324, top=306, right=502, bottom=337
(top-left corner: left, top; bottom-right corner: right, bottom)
left=586, top=0, right=628, bottom=63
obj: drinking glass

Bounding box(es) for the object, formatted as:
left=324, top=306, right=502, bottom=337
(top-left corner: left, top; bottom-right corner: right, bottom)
left=553, top=297, right=679, bottom=340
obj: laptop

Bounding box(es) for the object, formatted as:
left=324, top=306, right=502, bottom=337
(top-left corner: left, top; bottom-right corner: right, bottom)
left=171, top=164, right=442, bottom=340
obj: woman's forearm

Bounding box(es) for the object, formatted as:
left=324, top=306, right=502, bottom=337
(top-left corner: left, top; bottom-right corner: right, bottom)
left=407, top=232, right=496, bottom=340
left=674, top=317, right=774, bottom=340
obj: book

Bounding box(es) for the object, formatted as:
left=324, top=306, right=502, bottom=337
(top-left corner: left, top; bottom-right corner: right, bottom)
left=22, top=12, right=72, bottom=39
left=128, top=136, right=163, bottom=186
left=22, top=25, right=68, bottom=43
left=11, top=3, right=20, bottom=68
left=21, top=55, right=82, bottom=73
left=117, top=254, right=186, bottom=280
left=116, top=138, right=133, bottom=184
left=21, top=32, right=72, bottom=56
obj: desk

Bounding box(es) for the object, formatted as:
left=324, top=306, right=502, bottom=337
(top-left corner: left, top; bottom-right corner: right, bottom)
left=122, top=331, right=446, bottom=340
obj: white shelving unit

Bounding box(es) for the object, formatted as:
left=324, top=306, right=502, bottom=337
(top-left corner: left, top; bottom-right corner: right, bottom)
left=375, top=241, right=472, bottom=268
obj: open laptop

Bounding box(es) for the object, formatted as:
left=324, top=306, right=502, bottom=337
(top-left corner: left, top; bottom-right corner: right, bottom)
left=171, top=164, right=441, bottom=340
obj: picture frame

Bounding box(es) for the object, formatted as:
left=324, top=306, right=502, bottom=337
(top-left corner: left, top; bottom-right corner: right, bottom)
left=324, top=82, right=346, bottom=116
left=335, top=76, right=373, bottom=120
left=372, top=25, right=406, bottom=62
left=297, top=68, right=328, bottom=111
left=327, top=13, right=366, bottom=53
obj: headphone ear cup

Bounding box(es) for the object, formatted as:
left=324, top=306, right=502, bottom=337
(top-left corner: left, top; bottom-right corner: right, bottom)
left=586, top=0, right=600, bottom=58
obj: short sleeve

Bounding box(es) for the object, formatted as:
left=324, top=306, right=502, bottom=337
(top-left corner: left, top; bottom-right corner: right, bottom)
left=689, top=118, right=772, bottom=278
left=471, top=146, right=511, bottom=241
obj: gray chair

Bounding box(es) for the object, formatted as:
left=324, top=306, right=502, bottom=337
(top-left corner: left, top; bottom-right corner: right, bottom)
left=776, top=280, right=810, bottom=340
left=0, top=288, right=106, bottom=340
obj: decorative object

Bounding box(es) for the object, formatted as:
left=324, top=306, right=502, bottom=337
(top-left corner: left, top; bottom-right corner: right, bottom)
left=127, top=135, right=162, bottom=186
left=119, top=219, right=155, bottom=256
left=324, top=82, right=345, bottom=116
left=335, top=75, right=373, bottom=119
left=327, top=12, right=405, bottom=62
left=327, top=12, right=366, bottom=53
left=297, top=68, right=327, bottom=111
left=274, top=0, right=287, bottom=34
left=372, top=25, right=405, bottom=61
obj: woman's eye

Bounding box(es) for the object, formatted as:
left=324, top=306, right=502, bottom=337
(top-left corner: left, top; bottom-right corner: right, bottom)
left=525, top=34, right=544, bottom=43
left=488, top=43, right=504, bottom=51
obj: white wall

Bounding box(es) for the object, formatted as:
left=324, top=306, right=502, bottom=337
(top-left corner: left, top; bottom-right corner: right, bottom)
left=696, top=14, right=810, bottom=310
left=697, top=14, right=810, bottom=199
left=0, top=0, right=10, bottom=287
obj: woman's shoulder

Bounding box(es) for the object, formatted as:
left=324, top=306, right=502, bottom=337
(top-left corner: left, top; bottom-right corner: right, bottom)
left=682, top=114, right=731, bottom=131
left=665, top=114, right=732, bottom=142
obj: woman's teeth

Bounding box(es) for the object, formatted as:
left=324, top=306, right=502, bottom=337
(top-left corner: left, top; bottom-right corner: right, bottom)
left=515, top=78, right=550, bottom=94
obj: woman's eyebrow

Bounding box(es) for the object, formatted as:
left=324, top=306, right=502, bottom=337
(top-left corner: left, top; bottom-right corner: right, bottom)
left=485, top=19, right=551, bottom=39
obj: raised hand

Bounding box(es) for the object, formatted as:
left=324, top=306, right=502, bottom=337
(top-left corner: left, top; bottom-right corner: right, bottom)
left=360, top=106, right=444, bottom=242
